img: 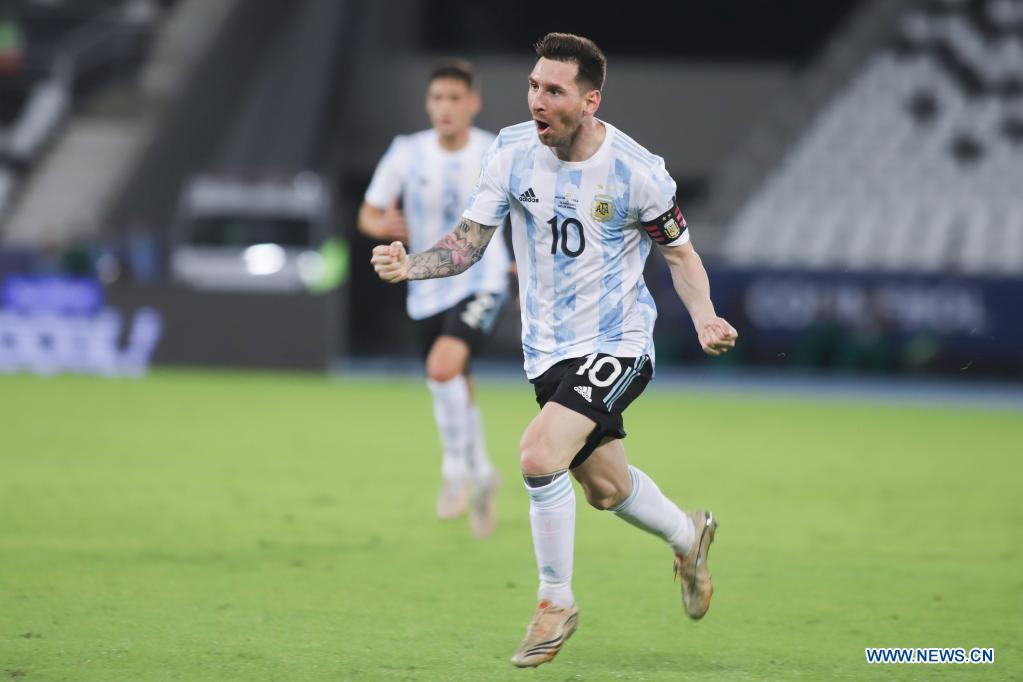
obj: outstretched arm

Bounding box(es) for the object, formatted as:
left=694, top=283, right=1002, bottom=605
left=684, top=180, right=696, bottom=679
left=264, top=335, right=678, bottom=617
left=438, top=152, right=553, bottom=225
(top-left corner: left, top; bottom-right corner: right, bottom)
left=659, top=241, right=738, bottom=356
left=371, top=218, right=497, bottom=283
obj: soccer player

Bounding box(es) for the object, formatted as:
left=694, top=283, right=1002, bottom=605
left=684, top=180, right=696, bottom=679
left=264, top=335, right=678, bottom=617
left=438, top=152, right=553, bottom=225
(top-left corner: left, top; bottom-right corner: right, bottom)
left=358, top=60, right=510, bottom=538
left=370, top=34, right=737, bottom=667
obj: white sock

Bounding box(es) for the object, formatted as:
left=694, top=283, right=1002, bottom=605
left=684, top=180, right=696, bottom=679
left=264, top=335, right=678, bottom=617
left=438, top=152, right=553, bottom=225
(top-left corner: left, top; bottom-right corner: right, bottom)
left=465, top=403, right=496, bottom=489
left=526, top=474, right=576, bottom=608
left=611, top=465, right=695, bottom=555
left=426, top=376, right=471, bottom=481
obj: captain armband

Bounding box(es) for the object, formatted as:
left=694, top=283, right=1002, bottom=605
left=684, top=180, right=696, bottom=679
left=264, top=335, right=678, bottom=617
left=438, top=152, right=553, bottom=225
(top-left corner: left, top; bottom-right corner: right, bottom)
left=640, top=199, right=688, bottom=245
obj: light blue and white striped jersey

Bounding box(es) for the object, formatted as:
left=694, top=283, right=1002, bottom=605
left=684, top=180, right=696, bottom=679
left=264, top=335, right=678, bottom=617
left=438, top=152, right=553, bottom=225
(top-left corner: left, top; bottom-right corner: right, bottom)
left=463, top=120, right=688, bottom=379
left=365, top=127, right=510, bottom=320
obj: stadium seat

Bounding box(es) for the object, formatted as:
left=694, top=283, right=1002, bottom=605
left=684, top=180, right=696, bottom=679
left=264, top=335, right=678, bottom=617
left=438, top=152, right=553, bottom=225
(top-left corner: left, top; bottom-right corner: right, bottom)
left=721, top=0, right=1023, bottom=276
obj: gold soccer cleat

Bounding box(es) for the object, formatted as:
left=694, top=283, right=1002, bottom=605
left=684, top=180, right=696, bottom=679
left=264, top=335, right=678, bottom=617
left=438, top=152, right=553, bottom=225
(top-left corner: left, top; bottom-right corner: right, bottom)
left=674, top=510, right=718, bottom=620
left=509, top=601, right=579, bottom=668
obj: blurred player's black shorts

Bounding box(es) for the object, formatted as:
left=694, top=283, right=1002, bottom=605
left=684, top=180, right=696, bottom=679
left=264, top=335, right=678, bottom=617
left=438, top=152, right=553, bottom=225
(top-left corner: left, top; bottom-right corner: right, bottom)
left=530, top=353, right=653, bottom=468
left=415, top=290, right=507, bottom=358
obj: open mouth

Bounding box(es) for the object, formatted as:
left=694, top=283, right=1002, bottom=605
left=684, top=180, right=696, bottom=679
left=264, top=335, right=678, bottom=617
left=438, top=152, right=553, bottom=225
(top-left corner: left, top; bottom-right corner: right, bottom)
left=535, top=120, right=550, bottom=133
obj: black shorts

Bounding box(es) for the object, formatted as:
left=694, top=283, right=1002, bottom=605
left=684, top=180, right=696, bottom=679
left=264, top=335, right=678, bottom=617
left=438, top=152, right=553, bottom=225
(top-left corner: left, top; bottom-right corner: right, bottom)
left=414, top=290, right=507, bottom=359
left=530, top=353, right=653, bottom=468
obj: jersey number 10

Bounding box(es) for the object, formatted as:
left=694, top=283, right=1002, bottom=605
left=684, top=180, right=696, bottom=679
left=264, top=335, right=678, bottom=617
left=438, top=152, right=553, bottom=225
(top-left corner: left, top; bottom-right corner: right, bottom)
left=548, top=216, right=585, bottom=258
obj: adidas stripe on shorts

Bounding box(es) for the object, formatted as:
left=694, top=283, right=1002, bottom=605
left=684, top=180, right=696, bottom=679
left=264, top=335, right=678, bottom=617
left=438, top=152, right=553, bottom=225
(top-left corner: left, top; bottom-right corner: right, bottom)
left=530, top=353, right=653, bottom=468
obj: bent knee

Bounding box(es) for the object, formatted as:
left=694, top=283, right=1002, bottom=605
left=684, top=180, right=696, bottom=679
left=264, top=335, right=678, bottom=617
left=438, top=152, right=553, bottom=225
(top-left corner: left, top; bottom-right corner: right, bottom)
left=518, top=443, right=550, bottom=476
left=519, top=433, right=560, bottom=476
left=425, top=357, right=463, bottom=382
left=426, top=337, right=469, bottom=382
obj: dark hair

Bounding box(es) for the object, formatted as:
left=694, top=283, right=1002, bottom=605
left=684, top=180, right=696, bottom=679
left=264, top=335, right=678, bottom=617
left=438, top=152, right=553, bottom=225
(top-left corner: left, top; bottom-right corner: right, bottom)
left=534, top=32, right=607, bottom=92
left=428, top=59, right=476, bottom=90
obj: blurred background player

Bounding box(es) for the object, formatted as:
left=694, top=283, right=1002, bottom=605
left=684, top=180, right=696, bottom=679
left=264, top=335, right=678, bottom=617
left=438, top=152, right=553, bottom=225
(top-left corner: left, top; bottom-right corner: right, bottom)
left=358, top=60, right=510, bottom=538
left=372, top=33, right=737, bottom=667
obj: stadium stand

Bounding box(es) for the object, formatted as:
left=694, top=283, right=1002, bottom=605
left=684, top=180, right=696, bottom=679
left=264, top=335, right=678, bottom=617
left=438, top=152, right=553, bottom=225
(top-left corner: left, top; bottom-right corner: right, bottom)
left=0, top=0, right=171, bottom=241
left=720, top=0, right=1023, bottom=276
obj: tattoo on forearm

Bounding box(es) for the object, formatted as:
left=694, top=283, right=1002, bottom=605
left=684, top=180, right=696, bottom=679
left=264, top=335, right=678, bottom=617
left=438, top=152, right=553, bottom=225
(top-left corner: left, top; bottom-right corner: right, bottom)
left=407, top=219, right=496, bottom=280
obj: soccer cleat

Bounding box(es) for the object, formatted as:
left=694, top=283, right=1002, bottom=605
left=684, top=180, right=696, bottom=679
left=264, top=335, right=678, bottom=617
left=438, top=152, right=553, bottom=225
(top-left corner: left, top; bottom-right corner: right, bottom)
left=509, top=601, right=579, bottom=668
left=436, top=479, right=468, bottom=520
left=674, top=510, right=718, bottom=620
left=469, top=472, right=501, bottom=538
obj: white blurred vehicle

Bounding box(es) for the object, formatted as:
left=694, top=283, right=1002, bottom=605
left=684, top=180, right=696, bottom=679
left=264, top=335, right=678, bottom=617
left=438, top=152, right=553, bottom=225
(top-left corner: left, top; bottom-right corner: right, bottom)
left=170, top=173, right=333, bottom=292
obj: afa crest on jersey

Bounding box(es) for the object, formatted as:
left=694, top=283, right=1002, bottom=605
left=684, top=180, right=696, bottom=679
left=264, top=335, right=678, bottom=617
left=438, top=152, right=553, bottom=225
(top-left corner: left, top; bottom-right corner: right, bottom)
left=591, top=194, right=614, bottom=222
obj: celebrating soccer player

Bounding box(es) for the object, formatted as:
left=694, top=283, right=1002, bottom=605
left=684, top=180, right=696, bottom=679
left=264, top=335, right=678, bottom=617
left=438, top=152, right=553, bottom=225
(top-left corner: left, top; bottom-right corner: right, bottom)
left=371, top=34, right=737, bottom=667
left=359, top=60, right=510, bottom=538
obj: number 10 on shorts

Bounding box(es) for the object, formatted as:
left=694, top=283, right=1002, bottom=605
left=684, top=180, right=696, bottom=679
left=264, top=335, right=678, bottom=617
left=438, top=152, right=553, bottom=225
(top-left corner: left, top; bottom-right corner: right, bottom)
left=575, top=353, right=623, bottom=387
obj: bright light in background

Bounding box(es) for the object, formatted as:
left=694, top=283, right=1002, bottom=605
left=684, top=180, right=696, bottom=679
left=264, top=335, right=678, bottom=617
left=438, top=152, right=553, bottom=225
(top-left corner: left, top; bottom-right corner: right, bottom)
left=243, top=243, right=285, bottom=275
left=296, top=250, right=325, bottom=285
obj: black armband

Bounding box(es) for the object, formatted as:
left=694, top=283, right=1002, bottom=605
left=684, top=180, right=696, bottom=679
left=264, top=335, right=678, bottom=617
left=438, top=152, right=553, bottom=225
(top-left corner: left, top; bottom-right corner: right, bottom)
left=640, top=199, right=687, bottom=245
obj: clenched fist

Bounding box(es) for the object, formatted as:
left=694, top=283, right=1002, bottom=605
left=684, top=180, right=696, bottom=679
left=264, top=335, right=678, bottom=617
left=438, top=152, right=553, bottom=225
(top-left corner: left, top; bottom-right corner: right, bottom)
left=371, top=241, right=410, bottom=283
left=698, top=317, right=738, bottom=356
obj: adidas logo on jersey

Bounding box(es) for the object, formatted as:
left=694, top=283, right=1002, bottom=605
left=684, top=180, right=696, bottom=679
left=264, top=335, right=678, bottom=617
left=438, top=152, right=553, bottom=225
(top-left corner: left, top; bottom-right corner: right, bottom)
left=518, top=187, right=539, bottom=203
left=573, top=385, right=592, bottom=403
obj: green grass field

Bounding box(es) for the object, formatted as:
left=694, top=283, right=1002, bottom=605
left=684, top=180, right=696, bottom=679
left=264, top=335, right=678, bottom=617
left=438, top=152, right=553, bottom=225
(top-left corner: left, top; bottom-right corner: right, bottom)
left=1, top=370, right=1020, bottom=680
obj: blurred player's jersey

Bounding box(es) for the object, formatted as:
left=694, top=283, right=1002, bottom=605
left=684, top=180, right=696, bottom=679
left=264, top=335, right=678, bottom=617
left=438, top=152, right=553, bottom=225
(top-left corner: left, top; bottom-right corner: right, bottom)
left=463, top=120, right=688, bottom=379
left=365, top=127, right=510, bottom=320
